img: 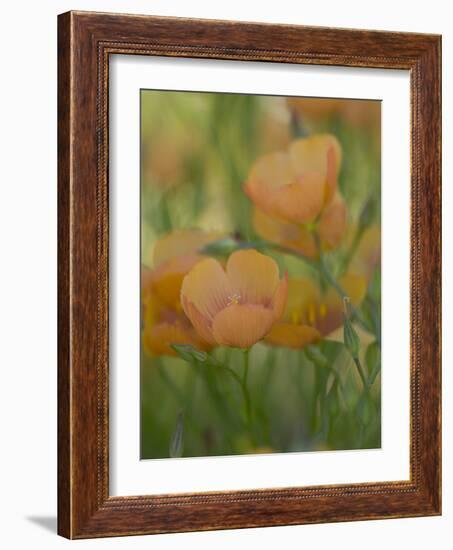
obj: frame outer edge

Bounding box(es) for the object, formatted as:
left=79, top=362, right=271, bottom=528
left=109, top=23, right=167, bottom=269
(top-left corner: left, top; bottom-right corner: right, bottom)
left=435, top=35, right=442, bottom=515
left=57, top=11, right=72, bottom=539
left=408, top=37, right=442, bottom=515
left=421, top=35, right=442, bottom=513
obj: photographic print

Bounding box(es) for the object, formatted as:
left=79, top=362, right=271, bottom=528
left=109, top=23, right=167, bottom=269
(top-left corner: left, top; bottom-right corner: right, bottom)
left=140, top=90, right=381, bottom=460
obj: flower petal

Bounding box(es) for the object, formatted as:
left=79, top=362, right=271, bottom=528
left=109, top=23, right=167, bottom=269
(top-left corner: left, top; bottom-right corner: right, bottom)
left=143, top=321, right=208, bottom=357
left=212, top=304, right=275, bottom=348
left=226, top=249, right=280, bottom=305
left=152, top=229, right=222, bottom=267
left=290, top=134, right=341, bottom=206
left=245, top=135, right=342, bottom=224
left=289, top=134, right=342, bottom=180
left=246, top=151, right=293, bottom=192
left=339, top=273, right=368, bottom=306
left=244, top=152, right=294, bottom=216
left=319, top=193, right=347, bottom=250
left=325, top=145, right=339, bottom=202
left=271, top=174, right=325, bottom=224
left=151, top=255, right=201, bottom=311
left=265, top=322, right=320, bottom=349
left=181, top=296, right=216, bottom=346
left=180, top=258, right=231, bottom=321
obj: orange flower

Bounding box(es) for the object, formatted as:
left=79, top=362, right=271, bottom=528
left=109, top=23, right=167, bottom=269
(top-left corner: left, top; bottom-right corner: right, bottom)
left=142, top=275, right=211, bottom=356
left=141, top=229, right=222, bottom=356
left=181, top=249, right=288, bottom=349
left=265, top=274, right=366, bottom=349
left=244, top=134, right=343, bottom=226
left=144, top=229, right=223, bottom=311
left=253, top=192, right=347, bottom=259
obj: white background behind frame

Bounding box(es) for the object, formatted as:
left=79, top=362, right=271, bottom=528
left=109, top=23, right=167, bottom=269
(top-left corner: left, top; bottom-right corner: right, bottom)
left=109, top=55, right=410, bottom=497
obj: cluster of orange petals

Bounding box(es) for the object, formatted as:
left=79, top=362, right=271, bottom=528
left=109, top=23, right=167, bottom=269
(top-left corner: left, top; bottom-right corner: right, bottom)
left=142, top=279, right=210, bottom=356
left=244, top=134, right=347, bottom=258
left=142, top=229, right=221, bottom=356
left=181, top=249, right=288, bottom=349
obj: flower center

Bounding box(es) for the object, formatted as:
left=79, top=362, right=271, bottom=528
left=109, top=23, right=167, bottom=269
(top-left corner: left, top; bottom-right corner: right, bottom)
left=227, top=293, right=241, bottom=306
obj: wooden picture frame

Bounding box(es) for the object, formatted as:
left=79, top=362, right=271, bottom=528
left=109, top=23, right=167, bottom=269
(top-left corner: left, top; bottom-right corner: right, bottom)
left=58, top=10, right=441, bottom=539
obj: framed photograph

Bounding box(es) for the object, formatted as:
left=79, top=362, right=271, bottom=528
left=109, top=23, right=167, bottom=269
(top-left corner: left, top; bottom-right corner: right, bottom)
left=58, top=11, right=441, bottom=539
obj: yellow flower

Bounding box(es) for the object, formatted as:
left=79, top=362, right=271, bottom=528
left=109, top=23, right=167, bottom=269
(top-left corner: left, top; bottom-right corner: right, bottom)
left=142, top=267, right=212, bottom=357
left=181, top=249, right=288, bottom=349
left=244, top=134, right=343, bottom=226
left=265, top=274, right=366, bottom=349
left=144, top=229, right=223, bottom=311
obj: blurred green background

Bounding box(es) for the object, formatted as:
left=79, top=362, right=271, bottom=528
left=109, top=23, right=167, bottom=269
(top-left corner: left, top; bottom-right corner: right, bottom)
left=140, top=90, right=381, bottom=459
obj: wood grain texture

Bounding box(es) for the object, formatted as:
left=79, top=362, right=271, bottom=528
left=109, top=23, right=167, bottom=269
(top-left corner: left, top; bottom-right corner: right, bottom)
left=57, top=11, right=71, bottom=537
left=57, top=10, right=441, bottom=539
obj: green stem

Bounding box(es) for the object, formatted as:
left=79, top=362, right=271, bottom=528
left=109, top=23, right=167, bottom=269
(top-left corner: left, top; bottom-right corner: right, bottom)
left=339, top=225, right=365, bottom=275
left=315, top=238, right=369, bottom=332
left=242, top=349, right=251, bottom=422
left=193, top=359, right=236, bottom=452
left=243, top=349, right=250, bottom=387
left=241, top=348, right=255, bottom=443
